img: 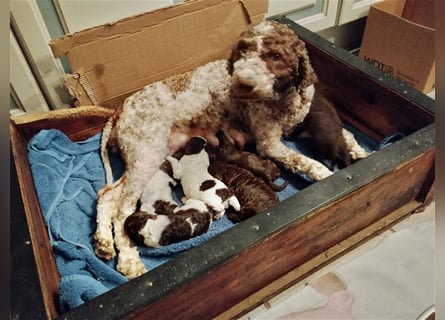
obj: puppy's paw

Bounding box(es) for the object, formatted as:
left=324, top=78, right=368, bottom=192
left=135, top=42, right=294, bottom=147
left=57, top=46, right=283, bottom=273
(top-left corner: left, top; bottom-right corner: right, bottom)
left=213, top=210, right=225, bottom=220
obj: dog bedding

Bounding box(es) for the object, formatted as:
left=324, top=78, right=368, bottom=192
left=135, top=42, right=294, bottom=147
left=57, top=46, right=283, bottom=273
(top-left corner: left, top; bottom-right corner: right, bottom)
left=27, top=126, right=398, bottom=312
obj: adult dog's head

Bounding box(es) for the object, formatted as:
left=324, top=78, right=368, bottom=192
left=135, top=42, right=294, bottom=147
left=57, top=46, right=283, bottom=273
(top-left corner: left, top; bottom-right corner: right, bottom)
left=228, top=20, right=317, bottom=101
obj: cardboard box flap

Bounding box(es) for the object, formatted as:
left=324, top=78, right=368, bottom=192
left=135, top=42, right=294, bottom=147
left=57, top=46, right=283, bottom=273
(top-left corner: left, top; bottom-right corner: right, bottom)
left=359, top=0, right=435, bottom=93
left=50, top=0, right=267, bottom=58
left=49, top=0, right=268, bottom=107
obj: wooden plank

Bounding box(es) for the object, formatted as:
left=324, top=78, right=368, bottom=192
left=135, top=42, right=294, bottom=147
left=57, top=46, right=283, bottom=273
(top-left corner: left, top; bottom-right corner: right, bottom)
left=10, top=121, right=60, bottom=319
left=308, top=46, right=434, bottom=139
left=11, top=105, right=114, bottom=143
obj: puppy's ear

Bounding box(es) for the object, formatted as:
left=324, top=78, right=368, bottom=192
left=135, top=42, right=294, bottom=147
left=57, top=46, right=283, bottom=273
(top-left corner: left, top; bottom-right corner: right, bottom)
left=160, top=159, right=175, bottom=178
left=184, top=136, right=207, bottom=155
left=294, top=41, right=318, bottom=90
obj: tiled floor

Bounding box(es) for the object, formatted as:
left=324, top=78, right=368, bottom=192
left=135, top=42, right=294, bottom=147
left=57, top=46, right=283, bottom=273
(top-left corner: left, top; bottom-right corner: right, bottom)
left=241, top=202, right=435, bottom=320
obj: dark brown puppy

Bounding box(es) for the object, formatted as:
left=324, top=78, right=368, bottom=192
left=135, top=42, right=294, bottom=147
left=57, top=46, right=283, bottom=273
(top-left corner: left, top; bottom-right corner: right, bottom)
left=211, top=131, right=288, bottom=191
left=297, top=94, right=351, bottom=169
left=208, top=160, right=279, bottom=222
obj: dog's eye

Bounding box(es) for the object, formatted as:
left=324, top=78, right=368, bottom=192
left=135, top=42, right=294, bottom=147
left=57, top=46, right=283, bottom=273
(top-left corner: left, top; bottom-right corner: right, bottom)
left=270, top=52, right=281, bottom=61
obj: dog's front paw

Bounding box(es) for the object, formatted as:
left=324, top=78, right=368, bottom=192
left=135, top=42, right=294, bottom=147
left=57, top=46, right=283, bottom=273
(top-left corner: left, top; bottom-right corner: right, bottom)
left=308, top=163, right=333, bottom=181
left=94, top=235, right=116, bottom=260
left=350, top=148, right=369, bottom=160
left=117, top=247, right=147, bottom=279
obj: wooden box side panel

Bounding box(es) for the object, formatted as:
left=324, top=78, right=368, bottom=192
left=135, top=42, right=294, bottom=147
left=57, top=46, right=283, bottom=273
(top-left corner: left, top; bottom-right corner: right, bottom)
left=11, top=106, right=114, bottom=144
left=308, top=45, right=434, bottom=141
left=10, top=121, right=60, bottom=319
left=10, top=106, right=114, bottom=319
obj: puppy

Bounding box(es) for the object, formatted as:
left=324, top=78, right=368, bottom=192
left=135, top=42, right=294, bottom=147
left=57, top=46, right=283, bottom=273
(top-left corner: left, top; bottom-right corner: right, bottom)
left=138, top=160, right=177, bottom=214
left=210, top=131, right=288, bottom=191
left=208, top=160, right=279, bottom=222
left=125, top=159, right=213, bottom=247
left=124, top=198, right=213, bottom=247
left=167, top=137, right=241, bottom=219
left=294, top=94, right=352, bottom=169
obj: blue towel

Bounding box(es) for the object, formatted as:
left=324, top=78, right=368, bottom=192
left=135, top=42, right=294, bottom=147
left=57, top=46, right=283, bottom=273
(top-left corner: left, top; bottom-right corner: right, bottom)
left=27, top=126, right=380, bottom=312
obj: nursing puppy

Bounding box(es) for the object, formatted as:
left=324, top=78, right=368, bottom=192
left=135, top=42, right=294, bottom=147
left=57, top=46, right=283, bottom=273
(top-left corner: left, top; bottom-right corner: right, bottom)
left=124, top=198, right=213, bottom=247
left=167, top=137, right=241, bottom=220
left=210, top=130, right=288, bottom=191
left=208, top=160, right=279, bottom=222
left=124, top=160, right=213, bottom=247
left=138, top=160, right=177, bottom=214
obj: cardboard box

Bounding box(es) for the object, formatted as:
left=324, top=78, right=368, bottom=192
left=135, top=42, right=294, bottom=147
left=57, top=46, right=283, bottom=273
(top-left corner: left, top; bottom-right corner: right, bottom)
left=11, top=1, right=435, bottom=318
left=49, top=0, right=268, bottom=108
left=359, top=0, right=435, bottom=93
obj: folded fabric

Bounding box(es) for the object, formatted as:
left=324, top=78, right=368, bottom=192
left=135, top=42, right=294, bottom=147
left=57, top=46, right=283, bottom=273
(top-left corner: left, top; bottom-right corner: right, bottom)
left=27, top=126, right=379, bottom=312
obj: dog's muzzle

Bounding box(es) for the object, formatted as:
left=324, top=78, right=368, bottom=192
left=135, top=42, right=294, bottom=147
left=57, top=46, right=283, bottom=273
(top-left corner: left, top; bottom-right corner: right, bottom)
left=230, top=56, right=276, bottom=100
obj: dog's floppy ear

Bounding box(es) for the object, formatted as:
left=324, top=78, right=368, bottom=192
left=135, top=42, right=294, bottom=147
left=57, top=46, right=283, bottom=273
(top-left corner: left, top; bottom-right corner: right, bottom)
left=227, top=45, right=236, bottom=75
left=294, top=40, right=318, bottom=90
left=184, top=136, right=207, bottom=155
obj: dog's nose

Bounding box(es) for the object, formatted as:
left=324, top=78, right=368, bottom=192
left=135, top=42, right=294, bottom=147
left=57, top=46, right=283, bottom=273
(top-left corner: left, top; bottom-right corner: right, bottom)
left=230, top=81, right=255, bottom=98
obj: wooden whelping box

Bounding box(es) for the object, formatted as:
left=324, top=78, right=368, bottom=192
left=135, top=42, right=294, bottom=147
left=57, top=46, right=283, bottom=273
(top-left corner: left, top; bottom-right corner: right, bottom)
left=10, top=1, right=434, bottom=318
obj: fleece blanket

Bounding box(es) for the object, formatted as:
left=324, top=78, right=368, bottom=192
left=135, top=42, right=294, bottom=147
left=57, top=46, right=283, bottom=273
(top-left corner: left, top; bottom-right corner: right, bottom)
left=27, top=126, right=398, bottom=312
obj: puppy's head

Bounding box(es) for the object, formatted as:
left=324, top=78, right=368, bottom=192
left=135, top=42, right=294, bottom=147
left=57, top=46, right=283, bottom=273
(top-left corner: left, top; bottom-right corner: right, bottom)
left=124, top=211, right=152, bottom=245
left=184, top=136, right=207, bottom=155
left=228, top=20, right=317, bottom=101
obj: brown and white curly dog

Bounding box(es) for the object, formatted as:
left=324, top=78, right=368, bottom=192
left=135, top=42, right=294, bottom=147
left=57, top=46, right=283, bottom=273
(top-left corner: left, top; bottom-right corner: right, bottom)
left=94, top=20, right=368, bottom=279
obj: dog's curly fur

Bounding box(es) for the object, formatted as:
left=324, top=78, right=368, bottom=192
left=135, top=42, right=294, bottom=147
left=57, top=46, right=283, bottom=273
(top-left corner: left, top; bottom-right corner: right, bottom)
left=94, top=20, right=368, bottom=278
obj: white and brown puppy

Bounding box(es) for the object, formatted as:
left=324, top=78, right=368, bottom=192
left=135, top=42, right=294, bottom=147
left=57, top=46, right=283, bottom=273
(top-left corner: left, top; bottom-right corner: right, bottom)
left=124, top=198, right=213, bottom=248
left=167, top=137, right=241, bottom=220
left=125, top=159, right=213, bottom=247
left=138, top=160, right=177, bottom=214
